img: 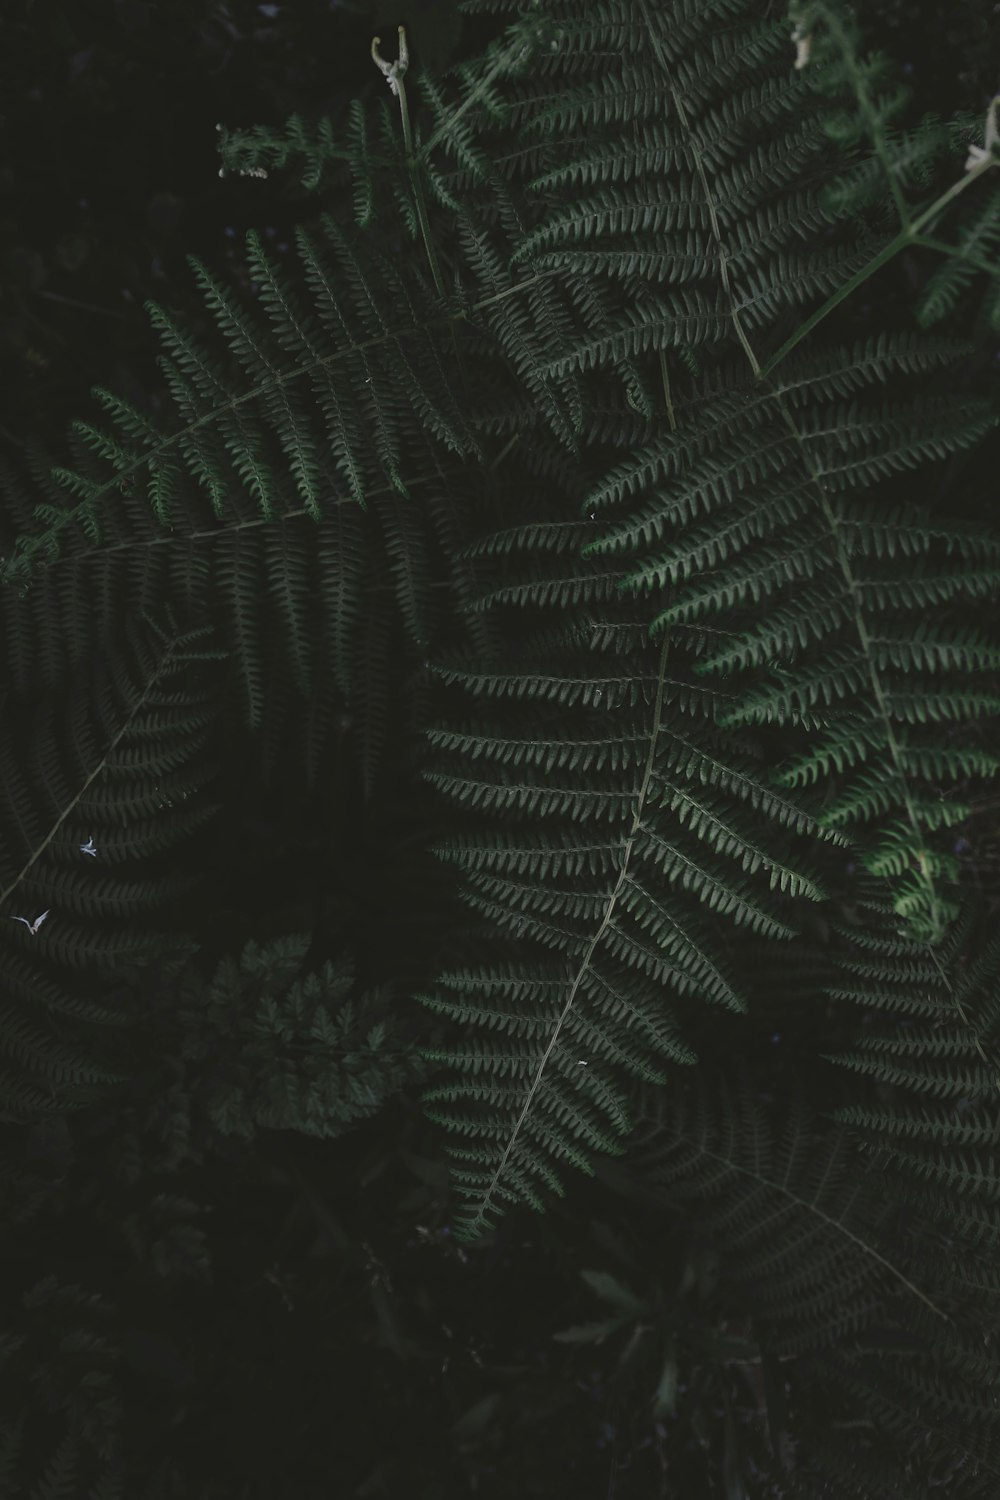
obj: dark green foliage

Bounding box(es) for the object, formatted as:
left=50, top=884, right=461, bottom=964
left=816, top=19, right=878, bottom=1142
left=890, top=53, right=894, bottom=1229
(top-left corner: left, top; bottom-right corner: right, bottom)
left=150, top=932, right=424, bottom=1150
left=0, top=607, right=225, bottom=1122
left=596, top=1065, right=1000, bottom=1493
left=1, top=0, right=999, bottom=1493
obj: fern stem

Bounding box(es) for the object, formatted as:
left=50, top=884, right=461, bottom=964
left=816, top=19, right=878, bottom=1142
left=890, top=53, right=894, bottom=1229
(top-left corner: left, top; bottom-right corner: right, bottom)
left=909, top=155, right=998, bottom=236
left=599, top=1135, right=952, bottom=1322
left=375, top=28, right=447, bottom=302
left=486, top=433, right=520, bottom=473
left=659, top=349, right=677, bottom=434
left=756, top=230, right=907, bottom=383
left=911, top=233, right=1000, bottom=282
left=36, top=289, right=128, bottom=321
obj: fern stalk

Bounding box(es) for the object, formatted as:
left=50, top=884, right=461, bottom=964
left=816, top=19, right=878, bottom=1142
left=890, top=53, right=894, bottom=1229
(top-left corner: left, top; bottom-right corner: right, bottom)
left=372, top=26, right=447, bottom=302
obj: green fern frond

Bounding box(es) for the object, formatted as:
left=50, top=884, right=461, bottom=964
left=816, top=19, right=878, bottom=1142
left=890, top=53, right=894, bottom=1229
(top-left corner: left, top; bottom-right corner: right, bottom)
left=0, top=611, right=226, bottom=1122
left=596, top=1065, right=1000, bottom=1492
left=419, top=490, right=843, bottom=1236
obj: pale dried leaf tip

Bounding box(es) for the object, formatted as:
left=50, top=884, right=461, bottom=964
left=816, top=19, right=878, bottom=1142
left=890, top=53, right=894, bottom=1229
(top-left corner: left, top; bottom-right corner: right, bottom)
left=791, top=24, right=811, bottom=70
left=371, top=26, right=409, bottom=98
left=11, top=909, right=50, bottom=935
left=965, top=95, right=1000, bottom=172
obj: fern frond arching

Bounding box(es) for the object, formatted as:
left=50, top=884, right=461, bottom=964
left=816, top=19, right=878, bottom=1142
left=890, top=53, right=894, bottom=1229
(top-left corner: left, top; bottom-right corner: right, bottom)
left=418, top=461, right=844, bottom=1237
left=0, top=208, right=486, bottom=591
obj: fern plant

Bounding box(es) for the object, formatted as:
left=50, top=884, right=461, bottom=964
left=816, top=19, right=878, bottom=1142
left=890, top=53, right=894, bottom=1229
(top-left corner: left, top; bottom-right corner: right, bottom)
left=408, top=0, right=1000, bottom=1231
left=0, top=4, right=998, bottom=1490
left=580, top=1062, right=1000, bottom=1496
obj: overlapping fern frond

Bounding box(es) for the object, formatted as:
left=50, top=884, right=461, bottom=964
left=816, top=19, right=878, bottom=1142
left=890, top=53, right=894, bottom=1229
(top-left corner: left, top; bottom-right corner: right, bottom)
left=416, top=465, right=850, bottom=1236
left=451, top=0, right=1000, bottom=946
left=596, top=1064, right=1000, bottom=1496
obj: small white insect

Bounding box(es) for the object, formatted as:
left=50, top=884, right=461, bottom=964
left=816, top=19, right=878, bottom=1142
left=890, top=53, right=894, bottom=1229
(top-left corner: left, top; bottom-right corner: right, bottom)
left=10, top=910, right=50, bottom=935
left=79, top=837, right=97, bottom=858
